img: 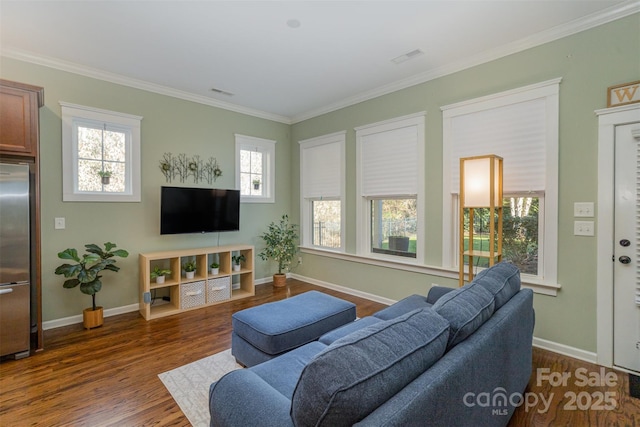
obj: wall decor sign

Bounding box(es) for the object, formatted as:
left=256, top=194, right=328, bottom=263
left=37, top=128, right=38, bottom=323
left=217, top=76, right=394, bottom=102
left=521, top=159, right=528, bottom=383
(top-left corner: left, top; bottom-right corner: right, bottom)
left=159, top=152, right=222, bottom=184
left=607, top=80, right=640, bottom=108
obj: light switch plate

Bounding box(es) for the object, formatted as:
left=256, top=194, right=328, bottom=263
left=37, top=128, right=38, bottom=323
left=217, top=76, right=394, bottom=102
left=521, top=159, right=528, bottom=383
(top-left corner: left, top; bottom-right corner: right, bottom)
left=574, top=220, right=594, bottom=236
left=54, top=217, right=66, bottom=230
left=574, top=202, right=594, bottom=217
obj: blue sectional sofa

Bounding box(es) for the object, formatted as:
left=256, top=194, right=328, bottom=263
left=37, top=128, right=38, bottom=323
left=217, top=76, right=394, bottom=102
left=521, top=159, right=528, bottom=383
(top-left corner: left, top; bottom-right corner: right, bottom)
left=209, top=262, right=535, bottom=427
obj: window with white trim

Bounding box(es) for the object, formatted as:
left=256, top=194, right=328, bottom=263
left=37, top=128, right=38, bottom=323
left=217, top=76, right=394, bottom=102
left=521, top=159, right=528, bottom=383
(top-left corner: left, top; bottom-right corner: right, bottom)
left=61, top=102, right=142, bottom=202
left=235, top=134, right=276, bottom=203
left=299, top=132, right=345, bottom=251
left=442, top=78, right=560, bottom=286
left=356, top=113, right=426, bottom=263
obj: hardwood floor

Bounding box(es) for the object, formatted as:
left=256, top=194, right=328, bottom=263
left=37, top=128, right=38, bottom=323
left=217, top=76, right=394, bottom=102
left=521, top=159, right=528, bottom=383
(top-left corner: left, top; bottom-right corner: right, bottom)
left=1, top=279, right=638, bottom=426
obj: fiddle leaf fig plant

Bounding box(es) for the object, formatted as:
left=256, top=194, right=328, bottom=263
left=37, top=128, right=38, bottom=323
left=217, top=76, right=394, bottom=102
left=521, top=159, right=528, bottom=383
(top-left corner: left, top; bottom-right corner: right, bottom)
left=55, top=242, right=129, bottom=311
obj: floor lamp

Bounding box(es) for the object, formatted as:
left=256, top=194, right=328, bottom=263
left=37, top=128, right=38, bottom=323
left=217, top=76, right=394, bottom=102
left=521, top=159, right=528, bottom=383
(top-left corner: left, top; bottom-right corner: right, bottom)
left=459, top=154, right=503, bottom=286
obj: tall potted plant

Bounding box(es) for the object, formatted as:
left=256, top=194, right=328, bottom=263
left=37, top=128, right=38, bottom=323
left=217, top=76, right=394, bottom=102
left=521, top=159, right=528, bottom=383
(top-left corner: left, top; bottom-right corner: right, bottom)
left=55, top=242, right=129, bottom=329
left=258, top=214, right=298, bottom=288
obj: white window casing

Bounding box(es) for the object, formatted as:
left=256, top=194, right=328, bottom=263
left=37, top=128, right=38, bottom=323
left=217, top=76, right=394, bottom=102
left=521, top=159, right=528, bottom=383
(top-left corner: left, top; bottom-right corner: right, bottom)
left=299, top=131, right=346, bottom=251
left=355, top=112, right=426, bottom=263
left=235, top=134, right=276, bottom=203
left=441, top=78, right=560, bottom=290
left=60, top=102, right=142, bottom=202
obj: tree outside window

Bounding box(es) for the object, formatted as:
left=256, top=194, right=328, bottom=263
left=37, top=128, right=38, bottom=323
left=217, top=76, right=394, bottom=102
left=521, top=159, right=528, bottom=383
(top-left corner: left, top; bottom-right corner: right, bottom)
left=462, top=196, right=539, bottom=275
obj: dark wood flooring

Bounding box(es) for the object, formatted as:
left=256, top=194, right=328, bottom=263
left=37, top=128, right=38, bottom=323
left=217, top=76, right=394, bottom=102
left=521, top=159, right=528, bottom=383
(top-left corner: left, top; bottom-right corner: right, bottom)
left=0, top=279, right=638, bottom=426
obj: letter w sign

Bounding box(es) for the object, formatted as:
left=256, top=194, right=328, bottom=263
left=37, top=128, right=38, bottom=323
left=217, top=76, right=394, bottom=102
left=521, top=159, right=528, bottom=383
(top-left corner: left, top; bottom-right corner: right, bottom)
left=608, top=80, right=640, bottom=107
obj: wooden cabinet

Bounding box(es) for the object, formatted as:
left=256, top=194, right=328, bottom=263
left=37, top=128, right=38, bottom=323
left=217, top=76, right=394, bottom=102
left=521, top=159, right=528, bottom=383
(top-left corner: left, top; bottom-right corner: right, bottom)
left=0, top=79, right=44, bottom=352
left=0, top=80, right=44, bottom=157
left=139, top=245, right=255, bottom=320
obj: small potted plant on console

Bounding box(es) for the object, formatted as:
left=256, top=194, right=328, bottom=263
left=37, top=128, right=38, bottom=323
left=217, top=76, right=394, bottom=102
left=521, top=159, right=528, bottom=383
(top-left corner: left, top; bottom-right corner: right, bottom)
left=210, top=262, right=220, bottom=275
left=232, top=254, right=245, bottom=272
left=183, top=260, right=196, bottom=279
left=151, top=266, right=172, bottom=284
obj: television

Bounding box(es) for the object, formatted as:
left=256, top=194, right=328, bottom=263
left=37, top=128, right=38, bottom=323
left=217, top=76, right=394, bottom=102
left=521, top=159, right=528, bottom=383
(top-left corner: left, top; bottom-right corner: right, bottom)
left=160, top=186, right=240, bottom=235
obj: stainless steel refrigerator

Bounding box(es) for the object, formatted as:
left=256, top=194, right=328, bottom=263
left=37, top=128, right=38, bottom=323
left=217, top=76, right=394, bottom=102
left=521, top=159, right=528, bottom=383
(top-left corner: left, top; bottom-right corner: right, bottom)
left=0, top=163, right=31, bottom=358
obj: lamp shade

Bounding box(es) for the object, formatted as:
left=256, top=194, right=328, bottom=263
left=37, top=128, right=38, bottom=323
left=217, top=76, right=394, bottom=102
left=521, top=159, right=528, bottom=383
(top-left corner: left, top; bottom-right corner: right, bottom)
left=461, top=155, right=502, bottom=208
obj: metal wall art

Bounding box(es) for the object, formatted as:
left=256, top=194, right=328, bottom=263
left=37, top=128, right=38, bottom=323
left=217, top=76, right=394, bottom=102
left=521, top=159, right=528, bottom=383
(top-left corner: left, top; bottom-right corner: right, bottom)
left=159, top=152, right=222, bottom=184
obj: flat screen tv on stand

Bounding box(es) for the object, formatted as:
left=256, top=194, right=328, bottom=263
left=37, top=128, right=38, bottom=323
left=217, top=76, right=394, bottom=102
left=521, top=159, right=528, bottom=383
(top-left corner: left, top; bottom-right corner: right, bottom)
left=160, top=186, right=240, bottom=235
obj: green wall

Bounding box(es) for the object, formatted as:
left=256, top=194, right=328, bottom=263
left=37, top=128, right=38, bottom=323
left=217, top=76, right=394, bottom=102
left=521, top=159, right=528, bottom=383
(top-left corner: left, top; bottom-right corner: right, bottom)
left=1, top=14, right=638, bottom=354
left=1, top=58, right=291, bottom=321
left=290, top=14, right=640, bottom=353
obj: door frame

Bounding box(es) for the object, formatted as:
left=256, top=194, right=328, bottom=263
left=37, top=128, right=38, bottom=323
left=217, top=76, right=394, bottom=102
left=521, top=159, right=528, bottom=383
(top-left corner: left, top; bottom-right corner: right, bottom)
left=596, top=103, right=640, bottom=369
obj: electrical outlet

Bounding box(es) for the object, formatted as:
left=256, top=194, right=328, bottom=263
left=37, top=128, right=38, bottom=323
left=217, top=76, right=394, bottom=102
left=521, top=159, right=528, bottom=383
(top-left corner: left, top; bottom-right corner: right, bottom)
left=574, top=220, right=594, bottom=236
left=298, top=256, right=303, bottom=265
left=574, top=202, right=594, bottom=217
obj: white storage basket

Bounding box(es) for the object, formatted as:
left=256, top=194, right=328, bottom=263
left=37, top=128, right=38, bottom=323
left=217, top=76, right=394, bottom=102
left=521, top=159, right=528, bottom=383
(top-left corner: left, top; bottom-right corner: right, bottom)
left=207, top=276, right=231, bottom=303
left=181, top=281, right=206, bottom=309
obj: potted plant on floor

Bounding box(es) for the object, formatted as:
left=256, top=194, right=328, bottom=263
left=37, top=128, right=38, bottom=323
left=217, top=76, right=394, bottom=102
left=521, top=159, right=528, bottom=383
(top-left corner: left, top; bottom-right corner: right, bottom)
left=183, top=261, right=196, bottom=279
left=232, top=254, right=245, bottom=272
left=55, top=242, right=129, bottom=329
left=151, top=266, right=172, bottom=284
left=258, top=214, right=299, bottom=288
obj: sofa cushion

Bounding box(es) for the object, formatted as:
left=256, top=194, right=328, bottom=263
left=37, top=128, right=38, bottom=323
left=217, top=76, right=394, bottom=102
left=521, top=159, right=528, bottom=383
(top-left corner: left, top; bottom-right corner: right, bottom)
left=373, top=294, right=431, bottom=320
left=290, top=308, right=450, bottom=427
left=473, top=262, right=521, bottom=309
left=432, top=281, right=495, bottom=349
left=319, top=316, right=382, bottom=345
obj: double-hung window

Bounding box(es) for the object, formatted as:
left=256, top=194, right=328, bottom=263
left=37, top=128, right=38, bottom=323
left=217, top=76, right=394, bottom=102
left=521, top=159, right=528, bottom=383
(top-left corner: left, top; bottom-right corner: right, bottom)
left=356, top=113, right=425, bottom=263
left=235, top=134, right=276, bottom=203
left=442, top=78, right=560, bottom=291
left=299, top=132, right=345, bottom=251
left=61, top=102, right=142, bottom=202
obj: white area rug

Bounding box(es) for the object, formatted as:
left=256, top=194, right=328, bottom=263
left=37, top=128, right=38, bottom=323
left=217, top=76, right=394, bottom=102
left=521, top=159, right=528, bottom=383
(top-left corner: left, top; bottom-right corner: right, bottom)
left=159, top=349, right=241, bottom=427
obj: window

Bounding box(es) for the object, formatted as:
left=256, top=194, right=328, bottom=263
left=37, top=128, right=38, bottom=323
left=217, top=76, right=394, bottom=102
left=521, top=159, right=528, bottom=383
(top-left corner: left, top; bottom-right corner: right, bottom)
left=235, top=134, right=276, bottom=203
left=461, top=196, right=540, bottom=275
left=299, top=132, right=345, bottom=251
left=356, top=113, right=425, bottom=262
left=442, top=78, right=560, bottom=287
left=371, top=198, right=417, bottom=258
left=61, top=102, right=142, bottom=202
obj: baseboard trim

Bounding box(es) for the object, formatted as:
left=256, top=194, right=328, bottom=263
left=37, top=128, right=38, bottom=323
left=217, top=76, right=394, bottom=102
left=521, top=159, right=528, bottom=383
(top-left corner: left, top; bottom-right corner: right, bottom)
left=290, top=273, right=397, bottom=306
left=42, top=303, right=140, bottom=331
left=533, top=337, right=597, bottom=364
left=42, top=279, right=598, bottom=369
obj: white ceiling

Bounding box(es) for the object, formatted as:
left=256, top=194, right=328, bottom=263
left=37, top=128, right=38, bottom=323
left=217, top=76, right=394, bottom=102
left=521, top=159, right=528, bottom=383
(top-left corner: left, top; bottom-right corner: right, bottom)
left=0, top=1, right=636, bottom=123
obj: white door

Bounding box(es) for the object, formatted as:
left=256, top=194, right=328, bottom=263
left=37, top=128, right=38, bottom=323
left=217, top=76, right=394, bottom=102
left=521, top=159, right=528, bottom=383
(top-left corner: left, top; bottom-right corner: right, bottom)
left=613, top=122, right=640, bottom=373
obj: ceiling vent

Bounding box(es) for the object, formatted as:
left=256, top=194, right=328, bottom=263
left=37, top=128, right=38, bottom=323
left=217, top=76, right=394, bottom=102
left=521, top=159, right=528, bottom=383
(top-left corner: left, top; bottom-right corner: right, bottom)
left=391, top=49, right=424, bottom=65
left=210, top=87, right=234, bottom=96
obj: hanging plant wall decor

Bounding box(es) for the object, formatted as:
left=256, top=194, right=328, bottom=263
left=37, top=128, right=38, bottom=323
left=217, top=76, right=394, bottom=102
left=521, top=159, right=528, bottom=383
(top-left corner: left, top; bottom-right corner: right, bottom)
left=159, top=152, right=222, bottom=185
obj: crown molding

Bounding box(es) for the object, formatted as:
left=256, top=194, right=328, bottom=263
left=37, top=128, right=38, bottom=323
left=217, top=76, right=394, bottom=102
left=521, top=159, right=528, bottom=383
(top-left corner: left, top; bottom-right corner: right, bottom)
left=0, top=48, right=292, bottom=125
left=290, top=1, right=640, bottom=124
left=2, top=1, right=637, bottom=126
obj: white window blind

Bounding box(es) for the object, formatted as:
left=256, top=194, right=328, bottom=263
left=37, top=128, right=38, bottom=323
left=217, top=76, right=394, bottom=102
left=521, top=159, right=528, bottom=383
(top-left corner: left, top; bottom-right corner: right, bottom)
left=359, top=123, right=419, bottom=197
left=449, top=97, right=546, bottom=194
left=301, top=140, right=342, bottom=199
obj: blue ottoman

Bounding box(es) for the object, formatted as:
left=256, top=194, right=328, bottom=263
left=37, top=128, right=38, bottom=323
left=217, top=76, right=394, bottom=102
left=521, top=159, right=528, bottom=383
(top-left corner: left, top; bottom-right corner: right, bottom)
left=231, top=290, right=356, bottom=367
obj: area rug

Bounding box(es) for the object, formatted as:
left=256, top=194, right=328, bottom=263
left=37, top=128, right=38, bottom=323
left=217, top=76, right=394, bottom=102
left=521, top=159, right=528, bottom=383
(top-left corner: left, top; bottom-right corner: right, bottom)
left=159, top=349, right=242, bottom=426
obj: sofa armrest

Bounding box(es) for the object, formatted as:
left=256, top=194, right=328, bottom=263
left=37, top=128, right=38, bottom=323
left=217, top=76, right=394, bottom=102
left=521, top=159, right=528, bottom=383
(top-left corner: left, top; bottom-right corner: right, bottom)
left=209, top=369, right=294, bottom=427
left=426, top=285, right=455, bottom=304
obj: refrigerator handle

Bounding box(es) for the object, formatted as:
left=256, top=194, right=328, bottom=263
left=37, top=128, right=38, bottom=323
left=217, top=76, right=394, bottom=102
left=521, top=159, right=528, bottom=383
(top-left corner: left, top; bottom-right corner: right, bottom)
left=0, top=288, right=14, bottom=295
